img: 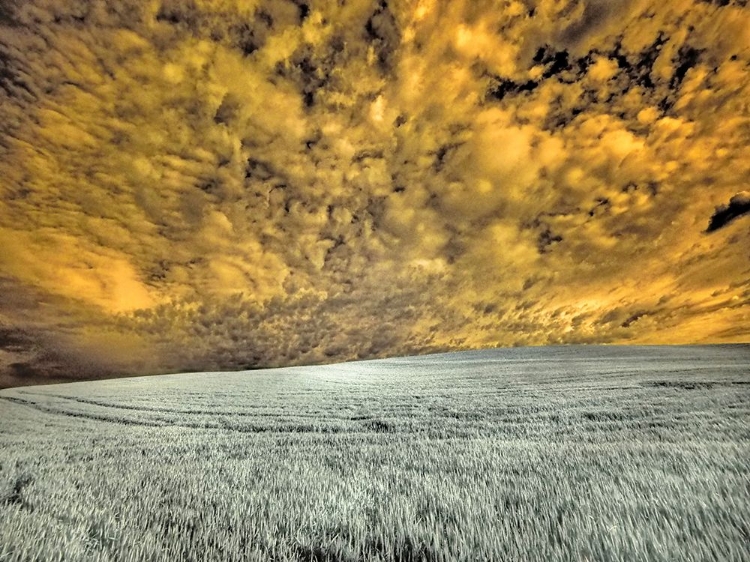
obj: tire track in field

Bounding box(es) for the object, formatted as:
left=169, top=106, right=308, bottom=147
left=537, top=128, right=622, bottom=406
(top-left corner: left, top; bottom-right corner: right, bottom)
left=0, top=394, right=166, bottom=427
left=16, top=392, right=361, bottom=420
left=0, top=394, right=414, bottom=435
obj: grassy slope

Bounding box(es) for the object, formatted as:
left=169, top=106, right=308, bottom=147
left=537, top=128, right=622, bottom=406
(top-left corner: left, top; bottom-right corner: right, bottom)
left=0, top=345, right=748, bottom=562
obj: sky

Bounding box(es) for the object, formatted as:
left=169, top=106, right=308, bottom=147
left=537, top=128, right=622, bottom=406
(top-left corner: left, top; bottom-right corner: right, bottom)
left=0, top=0, right=748, bottom=388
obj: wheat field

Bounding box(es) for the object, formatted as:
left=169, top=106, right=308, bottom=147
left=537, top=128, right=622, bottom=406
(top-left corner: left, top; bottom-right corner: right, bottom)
left=1, top=345, right=749, bottom=561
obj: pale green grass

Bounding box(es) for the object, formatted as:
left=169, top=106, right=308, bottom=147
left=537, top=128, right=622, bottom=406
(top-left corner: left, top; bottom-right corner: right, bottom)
left=0, top=345, right=749, bottom=561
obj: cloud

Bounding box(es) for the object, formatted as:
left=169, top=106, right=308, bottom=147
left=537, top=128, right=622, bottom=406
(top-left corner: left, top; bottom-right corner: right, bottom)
left=706, top=192, right=750, bottom=232
left=0, top=0, right=748, bottom=386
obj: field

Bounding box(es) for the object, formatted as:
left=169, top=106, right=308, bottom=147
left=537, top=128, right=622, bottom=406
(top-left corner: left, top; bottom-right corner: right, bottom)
left=0, top=345, right=749, bottom=562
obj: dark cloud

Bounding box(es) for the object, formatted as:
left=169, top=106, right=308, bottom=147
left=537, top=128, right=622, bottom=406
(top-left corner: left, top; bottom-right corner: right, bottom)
left=364, top=0, right=401, bottom=71
left=706, top=192, right=750, bottom=233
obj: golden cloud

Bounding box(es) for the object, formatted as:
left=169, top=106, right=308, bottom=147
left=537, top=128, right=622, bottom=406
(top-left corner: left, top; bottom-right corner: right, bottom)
left=0, top=0, right=748, bottom=385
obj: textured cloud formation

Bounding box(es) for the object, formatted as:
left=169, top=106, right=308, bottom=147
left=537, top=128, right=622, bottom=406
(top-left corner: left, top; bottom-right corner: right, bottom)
left=1, top=0, right=748, bottom=387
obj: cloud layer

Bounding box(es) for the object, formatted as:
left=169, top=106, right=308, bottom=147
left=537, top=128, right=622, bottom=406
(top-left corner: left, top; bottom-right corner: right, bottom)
left=1, top=0, right=749, bottom=386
